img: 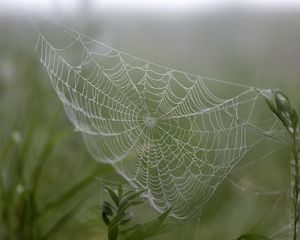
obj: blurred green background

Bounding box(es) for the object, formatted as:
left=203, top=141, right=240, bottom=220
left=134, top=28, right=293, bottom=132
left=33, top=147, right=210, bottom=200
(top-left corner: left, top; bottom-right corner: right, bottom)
left=0, top=5, right=300, bottom=240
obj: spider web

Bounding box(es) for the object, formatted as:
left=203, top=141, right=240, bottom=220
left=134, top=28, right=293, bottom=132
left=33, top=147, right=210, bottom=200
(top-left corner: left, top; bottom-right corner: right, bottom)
left=33, top=16, right=287, bottom=219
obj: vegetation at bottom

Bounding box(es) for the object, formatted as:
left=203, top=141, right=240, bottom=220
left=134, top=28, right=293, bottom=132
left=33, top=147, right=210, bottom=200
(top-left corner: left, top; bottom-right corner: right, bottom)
left=101, top=184, right=176, bottom=240
left=0, top=109, right=112, bottom=239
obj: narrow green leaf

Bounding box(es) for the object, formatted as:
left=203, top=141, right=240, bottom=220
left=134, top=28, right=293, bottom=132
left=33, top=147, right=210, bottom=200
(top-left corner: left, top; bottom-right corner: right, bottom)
left=119, top=212, right=133, bottom=225
left=291, top=108, right=299, bottom=130
left=41, top=202, right=81, bottom=240
left=30, top=130, right=66, bottom=199
left=102, top=211, right=111, bottom=226
left=129, top=200, right=144, bottom=206
left=275, top=91, right=291, bottom=114
left=123, top=207, right=172, bottom=240
left=119, top=189, right=146, bottom=212
left=104, top=186, right=119, bottom=207
left=118, top=184, right=123, bottom=198
left=262, top=90, right=282, bottom=121
left=102, top=201, right=114, bottom=216
left=119, top=224, right=141, bottom=236
left=39, top=166, right=107, bottom=216
left=236, top=233, right=271, bottom=240
left=155, top=222, right=178, bottom=236
left=158, top=207, right=172, bottom=220
left=263, top=89, right=299, bottom=136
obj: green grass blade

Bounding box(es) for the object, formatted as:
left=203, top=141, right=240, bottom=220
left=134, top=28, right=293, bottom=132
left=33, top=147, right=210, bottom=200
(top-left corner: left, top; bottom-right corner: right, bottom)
left=40, top=202, right=81, bottom=240
left=104, top=186, right=119, bottom=207
left=38, top=165, right=111, bottom=216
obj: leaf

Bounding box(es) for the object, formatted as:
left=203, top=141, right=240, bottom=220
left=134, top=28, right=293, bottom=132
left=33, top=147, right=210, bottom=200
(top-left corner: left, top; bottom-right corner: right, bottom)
left=123, top=207, right=173, bottom=240
left=105, top=186, right=120, bottom=207
left=120, top=212, right=133, bottom=225
left=119, top=224, right=141, bottom=236
left=236, top=233, right=271, bottom=240
left=118, top=184, right=123, bottom=198
left=156, top=222, right=178, bottom=236
left=291, top=108, right=299, bottom=130
left=129, top=200, right=144, bottom=206
left=101, top=186, right=172, bottom=240
left=39, top=166, right=106, bottom=216
left=158, top=207, right=172, bottom=220
left=119, top=189, right=146, bottom=213
left=263, top=89, right=299, bottom=136
left=262, top=89, right=280, bottom=117
left=102, top=201, right=114, bottom=216
left=102, top=211, right=111, bottom=226
left=41, top=202, right=81, bottom=240
left=275, top=92, right=291, bottom=115
left=275, top=91, right=299, bottom=136
left=30, top=130, right=67, bottom=199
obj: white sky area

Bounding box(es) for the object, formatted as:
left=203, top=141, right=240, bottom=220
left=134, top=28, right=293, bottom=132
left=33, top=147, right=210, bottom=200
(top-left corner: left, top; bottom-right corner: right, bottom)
left=1, top=0, right=300, bottom=12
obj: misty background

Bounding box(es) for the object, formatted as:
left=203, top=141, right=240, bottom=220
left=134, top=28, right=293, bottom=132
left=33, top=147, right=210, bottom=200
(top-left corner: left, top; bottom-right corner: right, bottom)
left=0, top=1, right=299, bottom=239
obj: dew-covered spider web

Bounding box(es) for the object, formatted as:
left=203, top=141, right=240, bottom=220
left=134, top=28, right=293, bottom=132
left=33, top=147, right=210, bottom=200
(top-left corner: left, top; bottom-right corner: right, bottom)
left=33, top=16, right=288, bottom=219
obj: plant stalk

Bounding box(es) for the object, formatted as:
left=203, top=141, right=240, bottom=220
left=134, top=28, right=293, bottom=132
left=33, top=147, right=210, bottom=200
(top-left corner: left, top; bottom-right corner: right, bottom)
left=291, top=132, right=299, bottom=240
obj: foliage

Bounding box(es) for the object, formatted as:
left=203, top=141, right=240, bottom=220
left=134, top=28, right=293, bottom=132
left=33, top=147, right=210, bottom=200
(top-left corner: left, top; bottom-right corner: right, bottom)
left=101, top=184, right=175, bottom=240
left=0, top=114, right=107, bottom=240
left=263, top=89, right=298, bottom=138
left=264, top=89, right=299, bottom=240
left=235, top=90, right=299, bottom=240
left=236, top=234, right=271, bottom=240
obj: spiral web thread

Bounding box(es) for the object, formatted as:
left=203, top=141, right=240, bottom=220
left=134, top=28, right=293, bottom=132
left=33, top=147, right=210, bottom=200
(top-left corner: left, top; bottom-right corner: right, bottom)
left=34, top=17, right=286, bottom=219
